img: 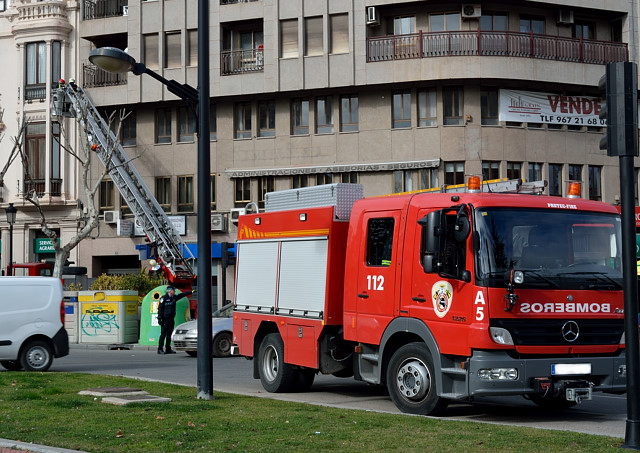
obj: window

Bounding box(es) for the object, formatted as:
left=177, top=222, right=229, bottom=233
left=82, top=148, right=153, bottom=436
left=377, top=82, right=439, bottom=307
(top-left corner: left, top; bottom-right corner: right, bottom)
left=520, top=16, right=544, bottom=34
left=443, top=87, right=463, bottom=125
left=210, top=104, right=217, bottom=141
left=445, top=162, right=464, bottom=185
left=480, top=13, right=507, bottom=31
left=420, top=168, right=439, bottom=189
left=0, top=0, right=6, bottom=12
left=26, top=42, right=45, bottom=86
left=330, top=14, right=349, bottom=54
left=305, top=16, right=323, bottom=56
left=280, top=19, right=298, bottom=58
left=99, top=180, right=115, bottom=213
left=292, top=175, right=309, bottom=188
left=482, top=161, right=500, bottom=180
left=165, top=31, right=181, bottom=68
left=316, top=174, right=333, bottom=185
left=235, top=103, right=251, bottom=139
left=574, top=22, right=595, bottom=39
left=481, top=88, right=499, bottom=125
left=120, top=195, right=131, bottom=216
left=418, top=88, right=436, bottom=127
left=51, top=122, right=60, bottom=185
left=340, top=94, right=358, bottom=132
left=121, top=111, right=136, bottom=146
left=188, top=30, right=198, bottom=66
left=155, top=177, right=171, bottom=212
left=25, top=123, right=46, bottom=182
left=393, top=170, right=413, bottom=193
left=258, top=176, right=275, bottom=208
left=393, top=16, right=416, bottom=35
left=392, top=91, right=411, bottom=129
left=177, top=175, right=193, bottom=212
left=529, top=162, right=543, bottom=181
left=589, top=166, right=602, bottom=201
left=155, top=108, right=172, bottom=144
left=549, top=163, right=562, bottom=196
left=569, top=164, right=582, bottom=182
left=341, top=172, right=358, bottom=183
left=316, top=96, right=334, bottom=134
left=258, top=100, right=275, bottom=137
left=143, top=34, right=159, bottom=70
left=178, top=107, right=196, bottom=142
left=210, top=174, right=217, bottom=210
left=291, top=98, right=309, bottom=135
left=235, top=178, right=251, bottom=207
left=507, top=162, right=521, bottom=180
left=52, top=41, right=61, bottom=86
left=430, top=13, right=460, bottom=32
left=366, top=218, right=394, bottom=267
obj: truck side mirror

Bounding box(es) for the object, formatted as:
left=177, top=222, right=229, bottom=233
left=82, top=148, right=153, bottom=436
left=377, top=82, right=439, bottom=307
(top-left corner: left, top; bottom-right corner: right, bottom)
left=418, top=211, right=442, bottom=273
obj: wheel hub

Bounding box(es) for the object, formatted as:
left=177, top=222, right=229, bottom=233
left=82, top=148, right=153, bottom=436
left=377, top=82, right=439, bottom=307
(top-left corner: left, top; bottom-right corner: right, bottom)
left=395, top=359, right=430, bottom=400
left=262, top=345, right=279, bottom=382
left=27, top=348, right=47, bottom=368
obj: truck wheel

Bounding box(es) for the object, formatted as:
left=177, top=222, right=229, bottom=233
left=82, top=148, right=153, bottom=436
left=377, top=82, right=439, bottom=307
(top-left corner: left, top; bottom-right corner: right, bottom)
left=213, top=332, right=232, bottom=357
left=386, top=342, right=448, bottom=415
left=297, top=368, right=316, bottom=391
left=258, top=333, right=298, bottom=393
left=19, top=341, right=53, bottom=372
left=0, top=360, right=23, bottom=371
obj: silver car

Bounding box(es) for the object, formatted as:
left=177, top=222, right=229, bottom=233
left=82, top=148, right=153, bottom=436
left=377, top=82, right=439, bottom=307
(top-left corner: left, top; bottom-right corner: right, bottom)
left=171, top=303, right=233, bottom=357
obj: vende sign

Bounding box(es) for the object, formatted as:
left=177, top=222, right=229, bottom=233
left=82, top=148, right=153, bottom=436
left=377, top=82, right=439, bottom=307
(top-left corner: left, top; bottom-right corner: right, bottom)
left=499, top=89, right=605, bottom=127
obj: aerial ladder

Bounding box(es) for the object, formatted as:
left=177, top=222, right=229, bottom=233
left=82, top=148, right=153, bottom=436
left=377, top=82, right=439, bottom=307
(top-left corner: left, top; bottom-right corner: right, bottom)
left=52, top=84, right=197, bottom=293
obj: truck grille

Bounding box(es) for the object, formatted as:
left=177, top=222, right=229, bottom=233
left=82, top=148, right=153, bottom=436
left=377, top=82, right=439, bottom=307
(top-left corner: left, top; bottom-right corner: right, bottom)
left=491, top=318, right=624, bottom=346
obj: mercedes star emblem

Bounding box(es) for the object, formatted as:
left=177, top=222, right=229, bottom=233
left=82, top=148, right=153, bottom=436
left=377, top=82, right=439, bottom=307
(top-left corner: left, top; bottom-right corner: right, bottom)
left=561, top=320, right=580, bottom=343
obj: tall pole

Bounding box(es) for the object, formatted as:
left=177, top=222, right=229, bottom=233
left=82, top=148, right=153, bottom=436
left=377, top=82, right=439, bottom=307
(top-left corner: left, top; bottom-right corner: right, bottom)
left=8, top=222, right=13, bottom=276
left=196, top=0, right=213, bottom=399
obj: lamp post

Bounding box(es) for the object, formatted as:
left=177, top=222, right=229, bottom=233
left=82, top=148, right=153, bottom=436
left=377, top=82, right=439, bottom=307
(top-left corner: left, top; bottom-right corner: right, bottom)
left=89, top=0, right=213, bottom=399
left=5, top=203, right=17, bottom=276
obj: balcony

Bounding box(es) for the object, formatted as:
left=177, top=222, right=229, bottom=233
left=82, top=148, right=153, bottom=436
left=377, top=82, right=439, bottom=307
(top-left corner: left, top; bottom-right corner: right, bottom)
left=367, top=31, right=628, bottom=65
left=83, top=0, right=128, bottom=20
left=83, top=63, right=127, bottom=88
left=25, top=85, right=46, bottom=102
left=221, top=0, right=259, bottom=4
left=23, top=179, right=62, bottom=198
left=221, top=48, right=264, bottom=75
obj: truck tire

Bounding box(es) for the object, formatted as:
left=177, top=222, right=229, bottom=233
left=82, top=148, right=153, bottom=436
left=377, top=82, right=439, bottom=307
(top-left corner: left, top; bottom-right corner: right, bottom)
left=297, top=368, right=316, bottom=391
left=213, top=332, right=232, bottom=358
left=19, top=340, right=53, bottom=372
left=386, top=342, right=448, bottom=416
left=0, top=360, right=23, bottom=371
left=258, top=333, right=298, bottom=393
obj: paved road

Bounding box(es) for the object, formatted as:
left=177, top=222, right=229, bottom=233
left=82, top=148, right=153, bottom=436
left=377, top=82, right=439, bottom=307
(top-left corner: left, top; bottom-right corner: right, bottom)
left=38, top=346, right=628, bottom=438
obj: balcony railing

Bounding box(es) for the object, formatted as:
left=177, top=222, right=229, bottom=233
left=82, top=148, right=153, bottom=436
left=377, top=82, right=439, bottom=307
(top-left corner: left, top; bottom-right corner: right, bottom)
left=221, top=0, right=259, bottom=4
left=83, top=63, right=127, bottom=88
left=25, top=85, right=46, bottom=101
left=221, top=48, right=264, bottom=75
left=83, top=0, right=128, bottom=20
left=23, top=179, right=62, bottom=198
left=367, top=31, right=628, bottom=65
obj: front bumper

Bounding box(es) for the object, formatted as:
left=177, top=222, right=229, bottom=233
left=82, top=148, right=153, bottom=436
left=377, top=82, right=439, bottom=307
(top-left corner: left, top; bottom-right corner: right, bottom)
left=171, top=333, right=197, bottom=352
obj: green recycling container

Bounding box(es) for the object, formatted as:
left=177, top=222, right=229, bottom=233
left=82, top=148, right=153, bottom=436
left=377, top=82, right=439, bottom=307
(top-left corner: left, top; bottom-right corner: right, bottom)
left=138, top=285, right=191, bottom=346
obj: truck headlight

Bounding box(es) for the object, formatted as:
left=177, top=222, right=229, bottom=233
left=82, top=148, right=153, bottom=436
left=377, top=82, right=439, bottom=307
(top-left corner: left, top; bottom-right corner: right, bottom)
left=478, top=368, right=519, bottom=380
left=489, top=327, right=514, bottom=345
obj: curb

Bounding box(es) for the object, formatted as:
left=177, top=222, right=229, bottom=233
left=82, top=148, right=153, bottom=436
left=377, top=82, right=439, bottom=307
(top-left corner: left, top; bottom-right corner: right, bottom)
left=69, top=343, right=156, bottom=351
left=0, top=439, right=87, bottom=453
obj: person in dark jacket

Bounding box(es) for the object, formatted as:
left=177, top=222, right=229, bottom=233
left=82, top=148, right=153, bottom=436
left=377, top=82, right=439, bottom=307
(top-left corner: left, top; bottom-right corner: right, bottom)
left=157, top=285, right=193, bottom=354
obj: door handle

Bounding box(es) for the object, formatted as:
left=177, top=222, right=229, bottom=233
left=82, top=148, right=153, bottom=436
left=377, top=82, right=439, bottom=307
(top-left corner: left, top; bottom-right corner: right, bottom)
left=412, top=296, right=426, bottom=303
left=358, top=293, right=369, bottom=299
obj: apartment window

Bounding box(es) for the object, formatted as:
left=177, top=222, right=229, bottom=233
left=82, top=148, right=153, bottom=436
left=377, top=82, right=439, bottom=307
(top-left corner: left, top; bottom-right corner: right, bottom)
left=481, top=88, right=499, bottom=125
left=25, top=42, right=48, bottom=100
left=155, top=108, right=172, bottom=144
left=482, top=161, right=500, bottom=180
left=341, top=172, right=358, bottom=184
left=99, top=180, right=115, bottom=212
left=528, top=162, right=543, bottom=181
left=0, top=1, right=6, bottom=12
left=430, top=13, right=460, bottom=32
left=574, top=22, right=595, bottom=39
left=235, top=178, right=251, bottom=207
left=121, top=111, right=136, bottom=146
left=392, top=91, right=411, bottom=129
left=420, top=168, right=439, bottom=189
left=316, top=96, right=334, bottom=134
left=445, top=162, right=464, bottom=185
left=51, top=122, right=60, bottom=186
left=506, top=162, right=521, bottom=180
left=258, top=176, right=275, bottom=208
left=210, top=174, right=217, bottom=209
left=316, top=174, right=333, bottom=185
left=520, top=16, right=544, bottom=34
left=165, top=32, right=181, bottom=68
left=443, top=87, right=463, bottom=125
left=549, top=163, right=562, bottom=196
left=258, top=101, right=276, bottom=138
left=418, top=88, right=436, bottom=127
left=210, top=104, right=217, bottom=141
left=155, top=177, right=171, bottom=212
left=178, top=107, right=196, bottom=142
left=52, top=41, right=61, bottom=86
left=568, top=164, right=582, bottom=182
left=188, top=30, right=198, bottom=66
left=340, top=94, right=359, bottom=132
left=292, top=175, right=309, bottom=189
left=330, top=14, right=349, bottom=54
left=291, top=98, right=309, bottom=135
left=305, top=16, right=323, bottom=56
left=393, top=16, right=416, bottom=35
left=143, top=34, right=159, bottom=70
left=25, top=123, right=46, bottom=181
left=177, top=176, right=194, bottom=212
left=235, top=102, right=251, bottom=139
left=589, top=166, right=602, bottom=201
left=120, top=195, right=131, bottom=216
left=280, top=19, right=298, bottom=58
left=393, top=170, right=413, bottom=193
left=480, top=13, right=508, bottom=31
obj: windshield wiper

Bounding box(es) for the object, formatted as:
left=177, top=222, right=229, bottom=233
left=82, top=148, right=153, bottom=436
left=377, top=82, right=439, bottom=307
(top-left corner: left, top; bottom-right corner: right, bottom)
left=517, top=270, right=560, bottom=289
left=556, top=271, right=623, bottom=290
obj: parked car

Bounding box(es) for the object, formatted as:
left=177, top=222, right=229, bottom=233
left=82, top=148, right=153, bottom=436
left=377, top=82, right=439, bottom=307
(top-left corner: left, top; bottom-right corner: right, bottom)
left=172, top=303, right=233, bottom=357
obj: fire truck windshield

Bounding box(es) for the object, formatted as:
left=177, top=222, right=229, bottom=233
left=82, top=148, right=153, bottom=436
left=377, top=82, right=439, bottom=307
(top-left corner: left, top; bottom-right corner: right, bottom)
left=474, top=208, right=622, bottom=290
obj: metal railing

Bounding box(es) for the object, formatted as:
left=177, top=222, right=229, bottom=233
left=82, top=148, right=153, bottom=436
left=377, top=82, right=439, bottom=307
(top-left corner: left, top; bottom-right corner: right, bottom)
left=83, top=63, right=128, bottom=88
left=367, top=30, right=628, bottom=65
left=24, top=179, right=63, bottom=197
left=221, top=0, right=259, bottom=4
left=25, top=85, right=46, bottom=101
left=221, top=48, right=264, bottom=75
left=83, top=0, right=128, bottom=20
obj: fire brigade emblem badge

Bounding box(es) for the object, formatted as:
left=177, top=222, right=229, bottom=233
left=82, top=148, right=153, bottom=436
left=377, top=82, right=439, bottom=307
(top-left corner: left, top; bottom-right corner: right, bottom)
left=432, top=281, right=453, bottom=318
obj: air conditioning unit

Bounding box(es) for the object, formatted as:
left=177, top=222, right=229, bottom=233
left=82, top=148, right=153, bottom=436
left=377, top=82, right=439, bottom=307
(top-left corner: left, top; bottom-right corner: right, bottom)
left=557, top=10, right=574, bottom=25
left=230, top=208, right=247, bottom=224
left=366, top=6, right=379, bottom=26
left=211, top=213, right=228, bottom=232
left=462, top=4, right=481, bottom=19
left=104, top=210, right=121, bottom=224
left=122, top=5, right=128, bottom=16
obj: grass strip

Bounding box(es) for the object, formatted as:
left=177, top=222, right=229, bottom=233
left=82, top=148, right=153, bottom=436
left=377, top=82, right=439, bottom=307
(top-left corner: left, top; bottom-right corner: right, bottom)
left=0, top=372, right=624, bottom=452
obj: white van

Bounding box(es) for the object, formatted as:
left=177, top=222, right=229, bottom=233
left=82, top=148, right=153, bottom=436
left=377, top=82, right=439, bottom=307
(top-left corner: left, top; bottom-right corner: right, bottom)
left=0, top=277, right=69, bottom=371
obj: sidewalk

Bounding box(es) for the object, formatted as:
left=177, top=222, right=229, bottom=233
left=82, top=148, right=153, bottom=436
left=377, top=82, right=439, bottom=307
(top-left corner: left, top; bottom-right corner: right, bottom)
left=0, top=439, right=87, bottom=453
left=69, top=343, right=156, bottom=351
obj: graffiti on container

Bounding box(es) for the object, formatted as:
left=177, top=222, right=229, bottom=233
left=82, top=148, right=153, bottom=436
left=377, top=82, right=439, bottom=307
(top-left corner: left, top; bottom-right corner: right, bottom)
left=81, top=304, right=120, bottom=336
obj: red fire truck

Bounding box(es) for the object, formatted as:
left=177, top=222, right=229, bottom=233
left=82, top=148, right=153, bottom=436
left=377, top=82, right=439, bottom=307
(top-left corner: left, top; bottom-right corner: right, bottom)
left=231, top=180, right=626, bottom=415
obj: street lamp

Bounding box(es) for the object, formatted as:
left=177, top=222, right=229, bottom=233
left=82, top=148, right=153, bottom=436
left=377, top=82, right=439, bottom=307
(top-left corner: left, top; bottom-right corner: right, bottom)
left=5, top=203, right=17, bottom=276
left=89, top=0, right=212, bottom=400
